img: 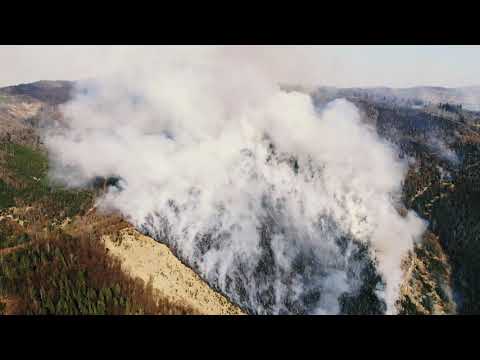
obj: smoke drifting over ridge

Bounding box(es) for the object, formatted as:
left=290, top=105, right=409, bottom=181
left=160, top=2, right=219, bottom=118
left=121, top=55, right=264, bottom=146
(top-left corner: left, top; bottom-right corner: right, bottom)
left=45, top=46, right=426, bottom=314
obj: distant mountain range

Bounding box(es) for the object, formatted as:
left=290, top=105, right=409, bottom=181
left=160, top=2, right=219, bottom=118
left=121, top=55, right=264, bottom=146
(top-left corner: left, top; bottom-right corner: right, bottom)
left=4, top=80, right=480, bottom=111
left=0, top=80, right=75, bottom=105
left=281, top=85, right=480, bottom=112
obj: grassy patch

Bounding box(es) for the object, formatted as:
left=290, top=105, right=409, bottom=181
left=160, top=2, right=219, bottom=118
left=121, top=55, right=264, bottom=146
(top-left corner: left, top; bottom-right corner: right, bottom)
left=1, top=142, right=48, bottom=180
left=0, top=180, right=16, bottom=210
left=0, top=94, right=9, bottom=103
left=0, top=142, right=93, bottom=218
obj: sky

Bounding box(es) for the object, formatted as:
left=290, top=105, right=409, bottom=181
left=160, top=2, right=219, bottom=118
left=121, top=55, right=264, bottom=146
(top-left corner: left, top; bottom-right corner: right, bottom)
left=1, top=45, right=480, bottom=89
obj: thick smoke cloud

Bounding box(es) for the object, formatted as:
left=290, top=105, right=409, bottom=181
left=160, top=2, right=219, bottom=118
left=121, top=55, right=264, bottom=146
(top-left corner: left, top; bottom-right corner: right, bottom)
left=427, top=137, right=460, bottom=165
left=45, top=46, right=426, bottom=314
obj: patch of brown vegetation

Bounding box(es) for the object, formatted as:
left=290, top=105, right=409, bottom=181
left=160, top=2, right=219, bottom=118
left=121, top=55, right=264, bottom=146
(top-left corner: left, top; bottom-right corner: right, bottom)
left=0, top=296, right=20, bottom=315
left=0, top=243, right=28, bottom=256
left=398, top=231, right=456, bottom=314
left=65, top=207, right=130, bottom=238
left=460, top=131, right=480, bottom=145
left=0, top=99, right=44, bottom=148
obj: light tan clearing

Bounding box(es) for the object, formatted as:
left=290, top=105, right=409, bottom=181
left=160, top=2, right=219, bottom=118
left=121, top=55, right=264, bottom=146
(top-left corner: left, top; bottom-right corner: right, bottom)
left=398, top=232, right=456, bottom=314
left=102, top=228, right=245, bottom=315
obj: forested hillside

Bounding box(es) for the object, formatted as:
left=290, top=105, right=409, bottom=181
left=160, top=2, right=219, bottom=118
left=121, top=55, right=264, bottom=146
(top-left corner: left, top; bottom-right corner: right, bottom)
left=357, top=98, right=480, bottom=314
left=0, top=86, right=197, bottom=314
left=3, top=80, right=480, bottom=314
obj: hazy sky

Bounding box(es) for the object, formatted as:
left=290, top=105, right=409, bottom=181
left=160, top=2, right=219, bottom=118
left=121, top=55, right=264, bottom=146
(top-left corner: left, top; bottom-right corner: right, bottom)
left=1, top=45, right=480, bottom=88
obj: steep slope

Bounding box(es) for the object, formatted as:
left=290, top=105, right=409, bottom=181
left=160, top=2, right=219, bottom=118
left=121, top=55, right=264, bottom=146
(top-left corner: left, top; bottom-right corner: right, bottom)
left=102, top=226, right=244, bottom=315
left=351, top=97, right=480, bottom=314
left=3, top=80, right=480, bottom=314
left=0, top=82, right=242, bottom=315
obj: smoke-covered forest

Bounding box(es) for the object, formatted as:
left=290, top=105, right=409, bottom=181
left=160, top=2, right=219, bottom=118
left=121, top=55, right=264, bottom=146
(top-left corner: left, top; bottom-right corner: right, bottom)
left=2, top=73, right=480, bottom=315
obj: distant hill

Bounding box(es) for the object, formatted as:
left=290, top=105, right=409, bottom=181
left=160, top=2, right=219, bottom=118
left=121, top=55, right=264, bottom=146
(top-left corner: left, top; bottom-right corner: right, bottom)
left=309, top=85, right=480, bottom=112
left=0, top=80, right=75, bottom=105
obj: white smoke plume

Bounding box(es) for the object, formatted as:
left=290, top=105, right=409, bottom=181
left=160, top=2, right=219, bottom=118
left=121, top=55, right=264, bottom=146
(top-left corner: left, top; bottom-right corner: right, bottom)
left=45, top=46, right=426, bottom=314
left=427, top=136, right=460, bottom=165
